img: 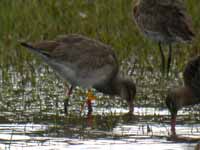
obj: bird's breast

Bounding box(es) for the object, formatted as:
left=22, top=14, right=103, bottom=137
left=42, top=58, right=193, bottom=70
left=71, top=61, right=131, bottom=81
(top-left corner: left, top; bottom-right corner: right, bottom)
left=143, top=30, right=180, bottom=44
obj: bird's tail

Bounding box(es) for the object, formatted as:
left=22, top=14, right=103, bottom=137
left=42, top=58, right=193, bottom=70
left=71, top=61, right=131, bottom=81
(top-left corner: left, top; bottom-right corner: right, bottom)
left=20, top=42, right=41, bottom=52
left=20, top=42, right=50, bottom=57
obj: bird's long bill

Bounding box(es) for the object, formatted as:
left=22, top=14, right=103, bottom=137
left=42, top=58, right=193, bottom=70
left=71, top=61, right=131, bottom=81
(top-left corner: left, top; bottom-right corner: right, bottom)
left=171, top=115, right=177, bottom=136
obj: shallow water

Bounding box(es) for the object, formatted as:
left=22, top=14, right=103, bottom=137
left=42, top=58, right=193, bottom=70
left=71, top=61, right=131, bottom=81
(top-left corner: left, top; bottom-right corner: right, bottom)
left=0, top=62, right=200, bottom=150
left=0, top=107, right=199, bottom=150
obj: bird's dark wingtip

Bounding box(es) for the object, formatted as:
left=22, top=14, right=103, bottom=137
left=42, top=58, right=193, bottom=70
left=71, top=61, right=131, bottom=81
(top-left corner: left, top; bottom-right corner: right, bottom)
left=20, top=41, right=50, bottom=57
left=20, top=42, right=28, bottom=47
left=20, top=42, right=34, bottom=49
left=20, top=42, right=42, bottom=53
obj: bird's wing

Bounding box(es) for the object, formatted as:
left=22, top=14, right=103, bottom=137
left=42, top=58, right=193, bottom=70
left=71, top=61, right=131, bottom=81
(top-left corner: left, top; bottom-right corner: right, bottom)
left=21, top=34, right=118, bottom=82
left=183, top=56, right=200, bottom=98
left=54, top=35, right=119, bottom=81
left=22, top=34, right=115, bottom=63
left=134, top=0, right=194, bottom=41
left=54, top=35, right=119, bottom=85
left=158, top=0, right=195, bottom=41
left=50, top=34, right=118, bottom=67
left=20, top=41, right=58, bottom=57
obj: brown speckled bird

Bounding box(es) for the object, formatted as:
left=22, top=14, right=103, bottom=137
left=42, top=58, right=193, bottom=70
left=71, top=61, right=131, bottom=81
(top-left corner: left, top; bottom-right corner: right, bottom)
left=20, top=34, right=136, bottom=114
left=133, top=0, right=195, bottom=75
left=166, top=56, right=200, bottom=137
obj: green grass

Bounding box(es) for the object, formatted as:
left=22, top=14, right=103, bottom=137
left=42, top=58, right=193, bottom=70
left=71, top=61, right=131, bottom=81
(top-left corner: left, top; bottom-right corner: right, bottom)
left=0, top=0, right=199, bottom=69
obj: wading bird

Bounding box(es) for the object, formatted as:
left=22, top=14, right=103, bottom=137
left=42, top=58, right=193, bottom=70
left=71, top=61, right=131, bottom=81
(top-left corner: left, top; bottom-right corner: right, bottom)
left=166, top=56, right=200, bottom=137
left=21, top=34, right=136, bottom=115
left=133, top=0, right=195, bottom=75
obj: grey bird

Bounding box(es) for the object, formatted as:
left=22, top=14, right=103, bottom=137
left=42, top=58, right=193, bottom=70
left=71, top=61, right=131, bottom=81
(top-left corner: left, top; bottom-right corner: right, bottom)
left=133, top=0, right=195, bottom=75
left=20, top=34, right=136, bottom=114
left=166, top=56, right=200, bottom=137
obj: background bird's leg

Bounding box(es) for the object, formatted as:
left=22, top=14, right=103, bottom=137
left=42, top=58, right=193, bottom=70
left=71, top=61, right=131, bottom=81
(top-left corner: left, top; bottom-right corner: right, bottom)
left=171, top=115, right=177, bottom=137
left=64, top=84, right=73, bottom=115
left=128, top=101, right=134, bottom=114
left=158, top=42, right=165, bottom=75
left=167, top=44, right=172, bottom=76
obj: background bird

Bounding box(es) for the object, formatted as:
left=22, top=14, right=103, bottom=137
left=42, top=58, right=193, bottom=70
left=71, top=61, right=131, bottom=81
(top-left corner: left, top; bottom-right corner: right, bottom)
left=20, top=34, right=136, bottom=115
left=133, top=0, right=195, bottom=75
left=166, top=55, right=200, bottom=137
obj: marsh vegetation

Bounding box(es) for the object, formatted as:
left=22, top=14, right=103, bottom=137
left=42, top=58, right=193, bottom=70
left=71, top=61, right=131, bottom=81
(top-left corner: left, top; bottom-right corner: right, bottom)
left=0, top=0, right=200, bottom=149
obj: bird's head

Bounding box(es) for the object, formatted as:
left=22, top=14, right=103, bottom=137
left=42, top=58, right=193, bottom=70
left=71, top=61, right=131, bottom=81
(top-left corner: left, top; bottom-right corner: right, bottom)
left=120, top=79, right=136, bottom=114
left=165, top=87, right=194, bottom=136
left=166, top=87, right=194, bottom=118
left=166, top=87, right=196, bottom=136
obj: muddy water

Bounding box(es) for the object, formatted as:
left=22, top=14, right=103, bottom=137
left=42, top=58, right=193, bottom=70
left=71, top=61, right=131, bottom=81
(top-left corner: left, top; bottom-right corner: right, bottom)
left=0, top=107, right=199, bottom=150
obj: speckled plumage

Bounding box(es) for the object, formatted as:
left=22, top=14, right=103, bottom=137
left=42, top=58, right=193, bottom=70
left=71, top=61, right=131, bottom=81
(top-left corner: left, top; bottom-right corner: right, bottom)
left=21, top=34, right=136, bottom=113
left=133, top=0, right=195, bottom=75
left=133, top=0, right=194, bottom=43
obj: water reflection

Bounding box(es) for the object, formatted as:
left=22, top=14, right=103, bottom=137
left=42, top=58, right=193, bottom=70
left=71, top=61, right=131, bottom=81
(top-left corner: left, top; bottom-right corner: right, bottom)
left=0, top=107, right=199, bottom=150
left=1, top=63, right=200, bottom=149
left=0, top=123, right=197, bottom=150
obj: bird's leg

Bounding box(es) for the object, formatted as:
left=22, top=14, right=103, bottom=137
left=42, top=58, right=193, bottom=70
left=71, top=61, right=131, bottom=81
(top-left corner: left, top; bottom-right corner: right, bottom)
left=86, top=112, right=93, bottom=127
left=86, top=98, right=93, bottom=115
left=64, top=85, right=73, bottom=115
left=86, top=91, right=94, bottom=127
left=167, top=44, right=172, bottom=76
left=128, top=101, right=134, bottom=115
left=86, top=89, right=96, bottom=115
left=80, top=89, right=96, bottom=115
left=158, top=42, right=165, bottom=75
left=171, top=115, right=177, bottom=137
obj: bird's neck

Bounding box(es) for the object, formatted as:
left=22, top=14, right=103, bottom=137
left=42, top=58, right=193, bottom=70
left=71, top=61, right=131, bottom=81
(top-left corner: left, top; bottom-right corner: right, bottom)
left=177, top=87, right=199, bottom=108
left=94, top=76, right=123, bottom=96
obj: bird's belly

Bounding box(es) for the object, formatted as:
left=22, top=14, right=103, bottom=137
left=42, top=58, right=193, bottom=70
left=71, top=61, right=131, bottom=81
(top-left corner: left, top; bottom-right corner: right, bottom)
left=75, top=65, right=113, bottom=88
left=143, top=30, right=176, bottom=44
left=48, top=61, right=112, bottom=88
left=49, top=62, right=78, bottom=85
